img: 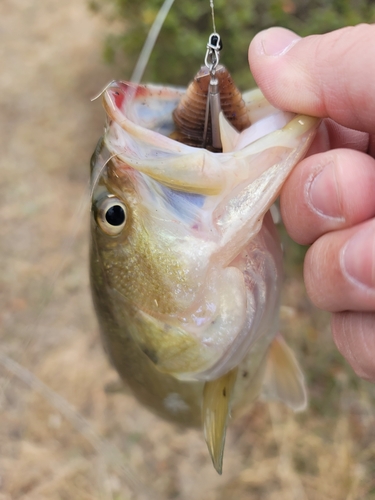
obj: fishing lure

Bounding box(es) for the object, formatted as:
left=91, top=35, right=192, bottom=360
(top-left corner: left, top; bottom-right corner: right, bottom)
left=90, top=26, right=319, bottom=474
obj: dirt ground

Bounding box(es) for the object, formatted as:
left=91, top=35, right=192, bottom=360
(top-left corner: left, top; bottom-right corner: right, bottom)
left=1, top=1, right=375, bottom=499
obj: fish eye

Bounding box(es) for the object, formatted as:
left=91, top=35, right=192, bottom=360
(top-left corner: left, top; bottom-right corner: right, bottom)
left=96, top=196, right=127, bottom=236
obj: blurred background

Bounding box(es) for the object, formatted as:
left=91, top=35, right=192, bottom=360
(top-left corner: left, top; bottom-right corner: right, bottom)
left=97, top=0, right=375, bottom=87
left=1, top=0, right=375, bottom=499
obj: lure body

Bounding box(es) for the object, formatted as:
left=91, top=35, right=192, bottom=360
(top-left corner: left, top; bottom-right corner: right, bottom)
left=90, top=75, right=319, bottom=471
left=172, top=65, right=250, bottom=147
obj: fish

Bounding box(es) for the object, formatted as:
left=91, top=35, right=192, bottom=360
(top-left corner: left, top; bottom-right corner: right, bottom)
left=90, top=65, right=319, bottom=474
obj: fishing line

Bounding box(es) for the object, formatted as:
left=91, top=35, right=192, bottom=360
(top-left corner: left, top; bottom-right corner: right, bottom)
left=131, top=0, right=176, bottom=84
left=210, top=0, right=217, bottom=34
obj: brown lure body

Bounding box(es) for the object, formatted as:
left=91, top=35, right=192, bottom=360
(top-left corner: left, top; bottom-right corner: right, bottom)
left=172, top=64, right=250, bottom=149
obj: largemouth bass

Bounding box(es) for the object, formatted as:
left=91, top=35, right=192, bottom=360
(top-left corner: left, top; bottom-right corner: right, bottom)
left=90, top=70, right=319, bottom=473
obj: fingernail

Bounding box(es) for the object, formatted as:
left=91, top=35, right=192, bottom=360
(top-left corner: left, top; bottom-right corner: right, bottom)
left=308, top=162, right=344, bottom=219
left=341, top=226, right=375, bottom=289
left=259, top=28, right=300, bottom=56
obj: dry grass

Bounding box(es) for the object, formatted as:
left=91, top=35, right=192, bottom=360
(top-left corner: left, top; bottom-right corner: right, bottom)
left=1, top=1, right=375, bottom=499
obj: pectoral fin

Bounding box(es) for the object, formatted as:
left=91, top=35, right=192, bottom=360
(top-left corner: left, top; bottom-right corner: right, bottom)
left=202, top=367, right=238, bottom=474
left=262, top=335, right=307, bottom=412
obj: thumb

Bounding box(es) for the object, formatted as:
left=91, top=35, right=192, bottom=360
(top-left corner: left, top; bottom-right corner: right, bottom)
left=249, top=25, right=375, bottom=133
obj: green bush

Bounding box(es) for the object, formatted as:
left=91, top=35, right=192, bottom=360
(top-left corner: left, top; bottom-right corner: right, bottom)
left=92, top=0, right=375, bottom=88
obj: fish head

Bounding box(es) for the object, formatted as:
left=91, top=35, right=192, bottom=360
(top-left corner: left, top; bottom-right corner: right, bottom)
left=90, top=80, right=319, bottom=383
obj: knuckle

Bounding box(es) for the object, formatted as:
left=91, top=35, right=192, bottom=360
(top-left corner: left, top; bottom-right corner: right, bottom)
left=332, top=312, right=375, bottom=382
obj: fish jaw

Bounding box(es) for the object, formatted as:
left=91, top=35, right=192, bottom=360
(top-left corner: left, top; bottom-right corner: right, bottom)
left=92, top=81, right=319, bottom=382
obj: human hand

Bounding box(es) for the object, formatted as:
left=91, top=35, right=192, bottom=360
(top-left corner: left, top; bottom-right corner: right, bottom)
left=249, top=25, right=375, bottom=382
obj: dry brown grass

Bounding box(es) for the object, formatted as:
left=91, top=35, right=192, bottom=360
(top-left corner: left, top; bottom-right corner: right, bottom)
left=1, top=1, right=375, bottom=499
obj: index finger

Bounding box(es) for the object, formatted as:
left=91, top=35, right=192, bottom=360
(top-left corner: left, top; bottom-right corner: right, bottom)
left=249, top=25, right=375, bottom=133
